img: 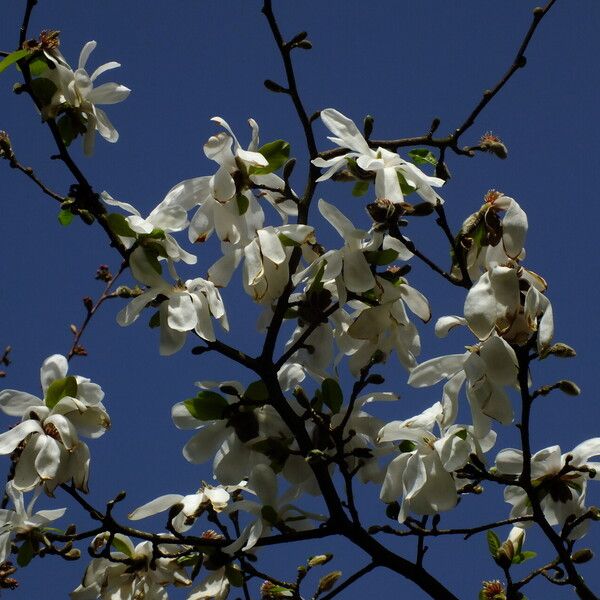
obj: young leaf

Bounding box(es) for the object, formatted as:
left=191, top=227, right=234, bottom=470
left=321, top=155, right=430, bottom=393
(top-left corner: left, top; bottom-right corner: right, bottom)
left=250, top=140, right=290, bottom=175
left=107, top=213, right=137, bottom=238
left=364, top=248, right=398, bottom=266
left=29, top=77, right=57, bottom=106
left=352, top=180, right=369, bottom=197
left=236, top=193, right=249, bottom=215
left=57, top=209, right=74, bottom=226
left=183, top=391, right=229, bottom=421
left=45, top=375, right=78, bottom=409
left=244, top=380, right=269, bottom=404
left=408, top=148, right=437, bottom=166
left=111, top=536, right=134, bottom=558
left=16, top=539, right=34, bottom=567
left=486, top=530, right=501, bottom=557
left=0, top=49, right=30, bottom=74
left=321, top=378, right=343, bottom=414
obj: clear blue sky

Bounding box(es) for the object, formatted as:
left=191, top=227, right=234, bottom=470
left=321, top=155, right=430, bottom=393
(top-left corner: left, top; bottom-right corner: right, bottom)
left=1, top=1, right=599, bottom=598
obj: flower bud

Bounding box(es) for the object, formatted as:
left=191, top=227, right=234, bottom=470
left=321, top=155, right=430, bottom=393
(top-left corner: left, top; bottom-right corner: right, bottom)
left=558, top=380, right=581, bottom=396
left=308, top=553, right=333, bottom=568
left=317, top=571, right=342, bottom=593
left=571, top=548, right=593, bottom=564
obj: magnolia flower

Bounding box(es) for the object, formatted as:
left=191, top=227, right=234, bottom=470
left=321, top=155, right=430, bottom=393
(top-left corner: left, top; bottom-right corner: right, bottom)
left=45, top=41, right=130, bottom=155
left=128, top=483, right=245, bottom=533
left=70, top=534, right=191, bottom=599
left=408, top=334, right=518, bottom=437
left=222, top=464, right=317, bottom=553
left=209, top=224, right=314, bottom=303
left=160, top=117, right=296, bottom=247
left=293, top=199, right=381, bottom=303
left=338, top=275, right=429, bottom=374
left=187, top=567, right=231, bottom=600
left=0, top=481, right=66, bottom=563
left=464, top=261, right=553, bottom=351
left=495, top=439, right=600, bottom=538
left=101, top=192, right=195, bottom=265
left=312, top=108, right=444, bottom=204
left=0, top=354, right=109, bottom=491
left=378, top=402, right=495, bottom=522
left=117, top=248, right=228, bottom=355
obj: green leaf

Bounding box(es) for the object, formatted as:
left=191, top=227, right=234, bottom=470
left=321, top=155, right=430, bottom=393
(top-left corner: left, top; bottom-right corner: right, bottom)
left=57, top=209, right=74, bottom=226
left=45, top=375, right=78, bottom=409
left=236, top=193, right=249, bottom=215
left=352, top=181, right=369, bottom=197
left=176, top=554, right=200, bottom=567
left=249, top=140, right=290, bottom=175
left=398, top=440, right=416, bottom=453
left=321, top=378, right=343, bottom=414
left=364, top=248, right=398, bottom=266
left=29, top=77, right=57, bottom=106
left=397, top=172, right=417, bottom=196
left=513, top=550, right=537, bottom=565
left=16, top=539, right=34, bottom=567
left=184, top=391, right=229, bottom=421
left=107, top=213, right=137, bottom=238
left=225, top=565, right=244, bottom=588
left=0, top=49, right=30, bottom=74
left=57, top=112, right=86, bottom=146
left=455, top=429, right=468, bottom=441
left=278, top=233, right=299, bottom=247
left=148, top=311, right=161, bottom=329
left=26, top=57, right=49, bottom=77
left=142, top=246, right=162, bottom=275
left=486, top=530, right=501, bottom=557
left=111, top=536, right=133, bottom=558
left=408, top=148, right=437, bottom=166
left=243, top=380, right=269, bottom=404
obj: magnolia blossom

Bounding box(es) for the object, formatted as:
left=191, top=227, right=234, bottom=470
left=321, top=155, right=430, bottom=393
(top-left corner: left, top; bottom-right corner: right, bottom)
left=223, top=464, right=318, bottom=553
left=70, top=534, right=191, bottom=599
left=209, top=224, right=314, bottom=302
left=0, top=481, right=66, bottom=563
left=378, top=402, right=495, bottom=521
left=495, top=439, right=600, bottom=538
left=0, top=354, right=109, bottom=491
left=101, top=192, right=195, bottom=264
left=44, top=41, right=130, bottom=155
left=128, top=483, right=245, bottom=533
left=293, top=199, right=380, bottom=303
left=312, top=108, right=444, bottom=204
left=408, top=334, right=519, bottom=437
left=160, top=117, right=296, bottom=247
left=117, top=248, right=228, bottom=355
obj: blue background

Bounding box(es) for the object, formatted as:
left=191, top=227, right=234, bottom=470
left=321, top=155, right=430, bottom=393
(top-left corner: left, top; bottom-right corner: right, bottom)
left=1, top=1, right=599, bottom=598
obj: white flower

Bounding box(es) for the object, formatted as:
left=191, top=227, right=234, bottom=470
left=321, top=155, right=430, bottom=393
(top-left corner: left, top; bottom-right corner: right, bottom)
left=128, top=483, right=245, bottom=533
left=222, top=464, right=318, bottom=553
left=0, top=481, right=66, bottom=563
left=378, top=402, right=495, bottom=522
left=117, top=248, right=228, bottom=355
left=408, top=335, right=519, bottom=437
left=495, top=439, right=600, bottom=538
left=45, top=41, right=130, bottom=155
left=70, top=534, right=191, bottom=599
left=161, top=117, right=296, bottom=247
left=101, top=192, right=195, bottom=265
left=0, top=354, right=109, bottom=492
left=312, top=108, right=444, bottom=204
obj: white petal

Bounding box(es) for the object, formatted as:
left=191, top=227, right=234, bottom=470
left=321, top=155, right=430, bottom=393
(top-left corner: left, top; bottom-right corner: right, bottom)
left=128, top=494, right=184, bottom=520
left=0, top=390, right=43, bottom=416
left=320, top=109, right=371, bottom=155
left=502, top=199, right=528, bottom=259
left=0, top=421, right=43, bottom=454
left=78, top=41, right=96, bottom=70
left=435, top=316, right=466, bottom=338
left=89, top=82, right=130, bottom=105
left=40, top=354, right=68, bottom=393
left=408, top=354, right=467, bottom=387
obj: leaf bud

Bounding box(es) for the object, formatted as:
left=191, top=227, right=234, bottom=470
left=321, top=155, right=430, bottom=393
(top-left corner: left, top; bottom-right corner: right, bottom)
left=366, top=373, right=385, bottom=385
left=64, top=548, right=81, bottom=561
left=317, top=571, right=342, bottom=593
left=282, top=157, right=296, bottom=181
left=264, top=79, right=288, bottom=94
left=308, top=553, right=333, bottom=568
left=494, top=541, right=514, bottom=569
left=261, top=580, right=294, bottom=598
left=385, top=501, right=400, bottom=520
left=295, top=39, right=312, bottom=50
left=571, top=548, right=593, bottom=564
left=363, top=115, right=374, bottom=140
left=540, top=342, right=577, bottom=359
left=0, top=131, right=13, bottom=160
left=558, top=380, right=581, bottom=396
